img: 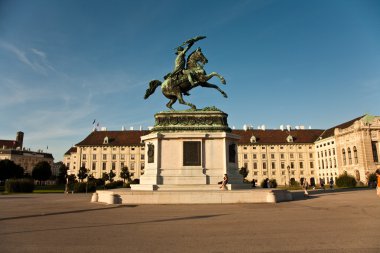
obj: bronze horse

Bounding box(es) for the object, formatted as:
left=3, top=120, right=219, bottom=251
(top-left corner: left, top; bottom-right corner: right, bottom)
left=144, top=48, right=227, bottom=110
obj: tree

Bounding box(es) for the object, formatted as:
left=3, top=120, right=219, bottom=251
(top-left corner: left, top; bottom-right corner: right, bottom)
left=0, top=159, right=24, bottom=182
left=120, top=166, right=131, bottom=184
left=102, top=172, right=109, bottom=183
left=57, top=162, right=68, bottom=184
left=32, top=161, right=52, bottom=184
left=109, top=170, right=116, bottom=183
left=77, top=166, right=88, bottom=182
left=239, top=166, right=249, bottom=179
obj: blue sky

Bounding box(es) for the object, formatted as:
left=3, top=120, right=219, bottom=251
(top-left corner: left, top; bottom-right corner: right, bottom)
left=1, top=0, right=379, bottom=161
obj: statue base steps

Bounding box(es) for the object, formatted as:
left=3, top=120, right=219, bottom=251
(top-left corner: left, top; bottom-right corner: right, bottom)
left=93, top=188, right=293, bottom=204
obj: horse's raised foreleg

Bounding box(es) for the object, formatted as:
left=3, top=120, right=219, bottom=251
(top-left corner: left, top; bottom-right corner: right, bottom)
left=199, top=82, right=228, bottom=98
left=177, top=92, right=196, bottom=110
left=202, top=72, right=226, bottom=85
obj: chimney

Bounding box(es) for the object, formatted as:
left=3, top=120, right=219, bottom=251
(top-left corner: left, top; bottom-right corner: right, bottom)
left=16, top=131, right=24, bottom=149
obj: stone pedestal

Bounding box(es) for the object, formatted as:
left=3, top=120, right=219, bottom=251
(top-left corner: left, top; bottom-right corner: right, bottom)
left=131, top=109, right=244, bottom=191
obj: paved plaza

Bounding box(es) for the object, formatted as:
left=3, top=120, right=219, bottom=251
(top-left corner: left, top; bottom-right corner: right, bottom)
left=1, top=188, right=380, bottom=253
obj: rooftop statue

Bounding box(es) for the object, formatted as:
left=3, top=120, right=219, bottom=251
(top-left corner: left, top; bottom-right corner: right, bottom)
left=144, top=36, right=227, bottom=110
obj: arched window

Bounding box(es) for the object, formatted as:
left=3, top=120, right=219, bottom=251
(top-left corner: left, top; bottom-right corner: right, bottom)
left=342, top=149, right=346, bottom=165
left=348, top=147, right=352, bottom=164
left=353, top=146, right=358, bottom=164
left=329, top=158, right=332, bottom=168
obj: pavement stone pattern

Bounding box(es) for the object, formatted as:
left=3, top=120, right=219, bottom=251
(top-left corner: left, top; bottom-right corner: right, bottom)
left=1, top=188, right=380, bottom=253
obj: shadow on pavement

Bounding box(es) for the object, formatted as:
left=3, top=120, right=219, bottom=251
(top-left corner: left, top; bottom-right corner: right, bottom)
left=0, top=205, right=137, bottom=221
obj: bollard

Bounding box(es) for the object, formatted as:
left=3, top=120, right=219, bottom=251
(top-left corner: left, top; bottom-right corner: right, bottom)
left=91, top=193, right=98, bottom=202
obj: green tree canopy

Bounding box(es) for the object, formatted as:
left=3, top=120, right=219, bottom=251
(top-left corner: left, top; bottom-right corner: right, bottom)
left=32, top=161, right=52, bottom=182
left=109, top=170, right=116, bottom=183
left=0, top=159, right=24, bottom=181
left=120, top=166, right=131, bottom=183
left=57, top=162, right=68, bottom=184
left=77, top=166, right=88, bottom=182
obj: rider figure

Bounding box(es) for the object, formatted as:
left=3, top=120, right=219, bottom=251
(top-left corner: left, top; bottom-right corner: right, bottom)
left=169, top=41, right=197, bottom=87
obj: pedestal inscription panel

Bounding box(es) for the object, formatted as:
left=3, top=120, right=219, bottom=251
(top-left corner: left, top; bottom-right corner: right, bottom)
left=183, top=141, right=201, bottom=166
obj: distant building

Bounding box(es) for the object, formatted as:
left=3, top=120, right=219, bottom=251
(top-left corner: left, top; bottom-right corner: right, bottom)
left=64, top=131, right=149, bottom=180
left=0, top=131, right=54, bottom=175
left=63, top=115, right=380, bottom=185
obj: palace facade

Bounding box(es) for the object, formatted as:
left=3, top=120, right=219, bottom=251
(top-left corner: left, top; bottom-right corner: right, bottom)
left=63, top=115, right=380, bottom=185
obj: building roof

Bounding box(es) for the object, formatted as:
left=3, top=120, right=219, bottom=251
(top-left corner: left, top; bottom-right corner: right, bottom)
left=0, top=140, right=18, bottom=149
left=319, top=115, right=365, bottom=139
left=0, top=149, right=54, bottom=159
left=232, top=129, right=324, bottom=145
left=76, top=130, right=150, bottom=147
left=64, top=147, right=77, bottom=155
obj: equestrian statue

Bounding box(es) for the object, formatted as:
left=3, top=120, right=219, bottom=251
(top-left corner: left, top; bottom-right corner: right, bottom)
left=144, top=36, right=227, bottom=110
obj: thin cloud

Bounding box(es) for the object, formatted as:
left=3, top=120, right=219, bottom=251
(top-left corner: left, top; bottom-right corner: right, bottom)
left=0, top=41, right=55, bottom=75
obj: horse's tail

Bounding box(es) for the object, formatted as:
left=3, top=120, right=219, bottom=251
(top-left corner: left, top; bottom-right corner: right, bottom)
left=144, top=80, right=162, bottom=99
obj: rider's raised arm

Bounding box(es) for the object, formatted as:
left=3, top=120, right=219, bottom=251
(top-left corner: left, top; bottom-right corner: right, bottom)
left=183, top=42, right=194, bottom=54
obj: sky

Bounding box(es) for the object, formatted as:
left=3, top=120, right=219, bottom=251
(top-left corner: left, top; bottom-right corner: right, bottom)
left=0, top=0, right=379, bottom=162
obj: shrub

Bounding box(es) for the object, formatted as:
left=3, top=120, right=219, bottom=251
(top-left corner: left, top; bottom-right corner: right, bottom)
left=73, top=182, right=96, bottom=193
left=5, top=178, right=34, bottom=193
left=336, top=173, right=357, bottom=188
left=260, top=179, right=277, bottom=188
left=368, top=173, right=377, bottom=188
left=105, top=180, right=123, bottom=189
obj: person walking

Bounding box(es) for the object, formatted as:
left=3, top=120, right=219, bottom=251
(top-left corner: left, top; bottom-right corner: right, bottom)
left=376, top=169, right=380, bottom=197
left=303, top=178, right=309, bottom=198
left=329, top=178, right=334, bottom=190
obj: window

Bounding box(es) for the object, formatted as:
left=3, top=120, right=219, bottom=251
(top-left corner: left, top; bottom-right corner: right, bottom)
left=262, top=162, right=267, bottom=170
left=290, top=153, right=294, bottom=159
left=310, top=162, right=314, bottom=169
left=329, top=149, right=331, bottom=156
left=131, top=148, right=135, bottom=151
left=93, top=154, right=96, bottom=160
left=120, top=162, right=124, bottom=168
left=141, top=154, right=145, bottom=160
left=309, top=153, right=313, bottom=159
left=131, top=163, right=135, bottom=170
left=281, top=162, right=285, bottom=169
left=120, top=154, right=125, bottom=160
left=329, top=158, right=332, bottom=168
left=372, top=142, right=379, bottom=162
left=112, top=162, right=116, bottom=170
left=300, top=170, right=304, bottom=175
left=112, top=154, right=116, bottom=160
left=103, top=154, right=107, bottom=160
left=262, top=147, right=266, bottom=150
left=271, top=162, right=275, bottom=169
left=243, top=146, right=247, bottom=150
left=141, top=163, right=145, bottom=169
left=82, top=154, right=86, bottom=160
left=262, top=154, right=266, bottom=159
left=253, top=162, right=258, bottom=170
left=299, top=162, right=303, bottom=169
left=348, top=147, right=352, bottom=165
left=290, top=162, right=294, bottom=169
left=342, top=149, right=346, bottom=165
left=253, top=154, right=257, bottom=159
left=353, top=146, right=358, bottom=164
left=253, top=172, right=258, bottom=176
left=280, top=153, right=284, bottom=159
left=299, top=153, right=303, bottom=159
left=243, top=154, right=248, bottom=159
left=281, top=171, right=285, bottom=175
left=271, top=154, right=275, bottom=159
left=244, top=163, right=248, bottom=168
left=131, top=154, right=135, bottom=160
left=263, top=171, right=267, bottom=176
left=272, top=171, right=276, bottom=175
left=102, top=162, right=106, bottom=170
left=92, top=162, right=96, bottom=170
left=333, top=148, right=336, bottom=155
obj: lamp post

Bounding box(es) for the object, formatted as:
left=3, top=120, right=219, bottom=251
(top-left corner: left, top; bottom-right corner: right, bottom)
left=287, top=165, right=291, bottom=187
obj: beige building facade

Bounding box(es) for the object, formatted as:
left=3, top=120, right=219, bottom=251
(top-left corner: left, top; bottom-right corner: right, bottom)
left=64, top=115, right=380, bottom=186
left=0, top=131, right=54, bottom=175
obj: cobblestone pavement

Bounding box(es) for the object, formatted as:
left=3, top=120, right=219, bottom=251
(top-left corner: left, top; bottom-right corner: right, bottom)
left=1, top=188, right=379, bottom=253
